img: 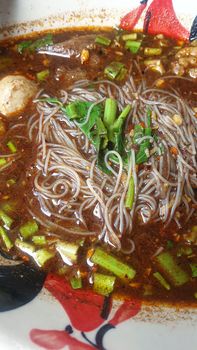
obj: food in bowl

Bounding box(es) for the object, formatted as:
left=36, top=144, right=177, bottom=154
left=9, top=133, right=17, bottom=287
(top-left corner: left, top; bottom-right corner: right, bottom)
left=0, top=28, right=196, bottom=303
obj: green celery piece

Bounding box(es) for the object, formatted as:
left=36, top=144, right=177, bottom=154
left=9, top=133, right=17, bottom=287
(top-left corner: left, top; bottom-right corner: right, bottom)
left=34, top=248, right=55, bottom=267
left=91, top=247, right=136, bottom=280
left=125, top=175, right=134, bottom=209
left=125, top=40, right=141, bottom=54
left=154, top=251, right=190, bottom=287
left=0, top=226, right=13, bottom=250
left=0, top=209, right=13, bottom=228
left=15, top=238, right=35, bottom=254
left=190, top=263, right=197, bottom=278
left=95, top=36, right=111, bottom=46
left=153, top=272, right=171, bottom=290
left=36, top=69, right=50, bottom=81
left=93, top=272, right=116, bottom=296
left=7, top=141, right=17, bottom=153
left=104, top=62, right=125, bottom=80
left=70, top=276, right=82, bottom=289
left=32, top=235, right=47, bottom=245
left=103, top=98, right=117, bottom=130
left=56, top=241, right=79, bottom=264
left=19, top=220, right=39, bottom=239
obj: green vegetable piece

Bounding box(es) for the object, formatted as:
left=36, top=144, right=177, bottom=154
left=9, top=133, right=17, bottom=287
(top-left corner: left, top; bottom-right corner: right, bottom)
left=17, top=40, right=33, bottom=54
left=93, top=272, right=116, bottom=296
left=122, top=33, right=137, bottom=41
left=19, top=220, right=39, bottom=239
left=0, top=200, right=17, bottom=214
left=153, top=272, right=171, bottom=290
left=65, top=102, right=78, bottom=120
left=116, top=67, right=128, bottom=81
left=56, top=241, right=80, bottom=265
left=125, top=40, right=141, bottom=54
left=7, top=140, right=17, bottom=153
left=70, top=275, right=82, bottom=289
left=0, top=158, right=6, bottom=167
left=144, top=47, right=162, bottom=56
left=109, top=105, right=131, bottom=151
left=103, top=98, right=117, bottom=130
left=0, top=209, right=13, bottom=228
left=104, top=61, right=125, bottom=80
left=190, top=263, right=197, bottom=278
left=91, top=247, right=136, bottom=280
left=154, top=251, right=190, bottom=287
left=125, top=175, right=134, bottom=209
left=34, top=248, right=54, bottom=267
left=36, top=69, right=50, bottom=81
left=95, top=36, right=111, bottom=46
left=17, top=34, right=53, bottom=54
left=32, top=235, right=47, bottom=245
left=177, top=245, right=193, bottom=257
left=15, top=238, right=35, bottom=254
left=133, top=124, right=144, bottom=144
left=0, top=226, right=13, bottom=250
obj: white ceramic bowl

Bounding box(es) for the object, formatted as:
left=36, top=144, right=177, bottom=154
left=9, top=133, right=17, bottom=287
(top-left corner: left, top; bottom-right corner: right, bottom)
left=0, top=1, right=196, bottom=349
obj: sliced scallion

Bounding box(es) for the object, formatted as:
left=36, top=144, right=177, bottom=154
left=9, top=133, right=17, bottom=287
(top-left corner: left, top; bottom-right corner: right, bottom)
left=19, top=220, right=39, bottom=239
left=154, top=251, right=190, bottom=287
left=36, top=69, right=50, bottom=81
left=153, top=272, right=171, bottom=290
left=125, top=175, right=134, bottom=209
left=125, top=40, right=141, bottom=54
left=7, top=141, right=17, bottom=153
left=95, top=36, right=111, bottom=46
left=91, top=247, right=136, bottom=280
left=0, top=226, right=13, bottom=250
left=103, top=98, right=117, bottom=130
left=32, top=235, right=47, bottom=245
left=190, top=263, right=197, bottom=278
left=144, top=47, right=162, bottom=56
left=0, top=158, right=6, bottom=167
left=15, top=238, right=35, bottom=254
left=122, top=33, right=137, bottom=41
left=70, top=275, right=82, bottom=289
left=0, top=209, right=13, bottom=229
left=93, top=272, right=116, bottom=296
left=104, top=61, right=125, bottom=80
left=34, top=248, right=55, bottom=267
left=56, top=241, right=80, bottom=265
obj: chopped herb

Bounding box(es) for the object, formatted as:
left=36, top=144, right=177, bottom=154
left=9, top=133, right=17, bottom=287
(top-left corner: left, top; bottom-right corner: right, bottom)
left=104, top=61, right=126, bottom=80
left=0, top=226, right=13, bottom=250
left=36, top=69, right=50, bottom=81
left=125, top=40, right=141, bottom=54
left=95, top=36, right=111, bottom=46
left=7, top=140, right=17, bottom=153
left=19, top=220, right=39, bottom=239
left=70, top=275, right=82, bottom=289
left=153, top=272, right=171, bottom=290
left=125, top=175, right=134, bottom=209
left=93, top=272, right=116, bottom=296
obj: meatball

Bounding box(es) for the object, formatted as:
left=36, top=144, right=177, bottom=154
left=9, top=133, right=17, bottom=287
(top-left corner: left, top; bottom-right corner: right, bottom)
left=0, top=75, right=38, bottom=118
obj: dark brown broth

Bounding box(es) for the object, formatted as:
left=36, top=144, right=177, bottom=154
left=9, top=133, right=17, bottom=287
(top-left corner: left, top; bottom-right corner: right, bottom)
left=0, top=28, right=196, bottom=304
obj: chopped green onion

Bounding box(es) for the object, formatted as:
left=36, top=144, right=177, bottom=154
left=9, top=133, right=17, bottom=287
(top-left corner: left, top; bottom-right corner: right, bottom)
left=0, top=209, right=13, bottom=228
left=0, top=226, right=13, bottom=250
left=70, top=275, right=82, bottom=289
left=153, top=272, right=171, bottom=290
left=34, top=248, right=55, bottom=267
left=93, top=272, right=116, bottom=296
left=17, top=40, right=33, bottom=54
left=122, top=33, right=137, bottom=41
left=36, top=69, right=50, bottom=81
left=0, top=158, right=6, bottom=167
left=125, top=175, right=134, bottom=209
left=144, top=59, right=165, bottom=74
left=17, top=34, right=53, bottom=54
left=91, top=247, right=136, bottom=280
left=56, top=241, right=80, bottom=265
left=116, top=67, right=127, bottom=81
left=125, top=40, right=141, bottom=54
left=32, top=235, right=47, bottom=245
left=104, top=61, right=125, bottom=80
left=144, top=47, right=162, bottom=56
left=7, top=140, right=17, bottom=153
left=95, top=36, right=111, bottom=46
left=103, top=98, right=117, bottom=130
left=15, top=238, right=35, bottom=254
left=154, top=251, right=190, bottom=287
left=190, top=263, right=197, bottom=278
left=19, top=220, right=39, bottom=239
